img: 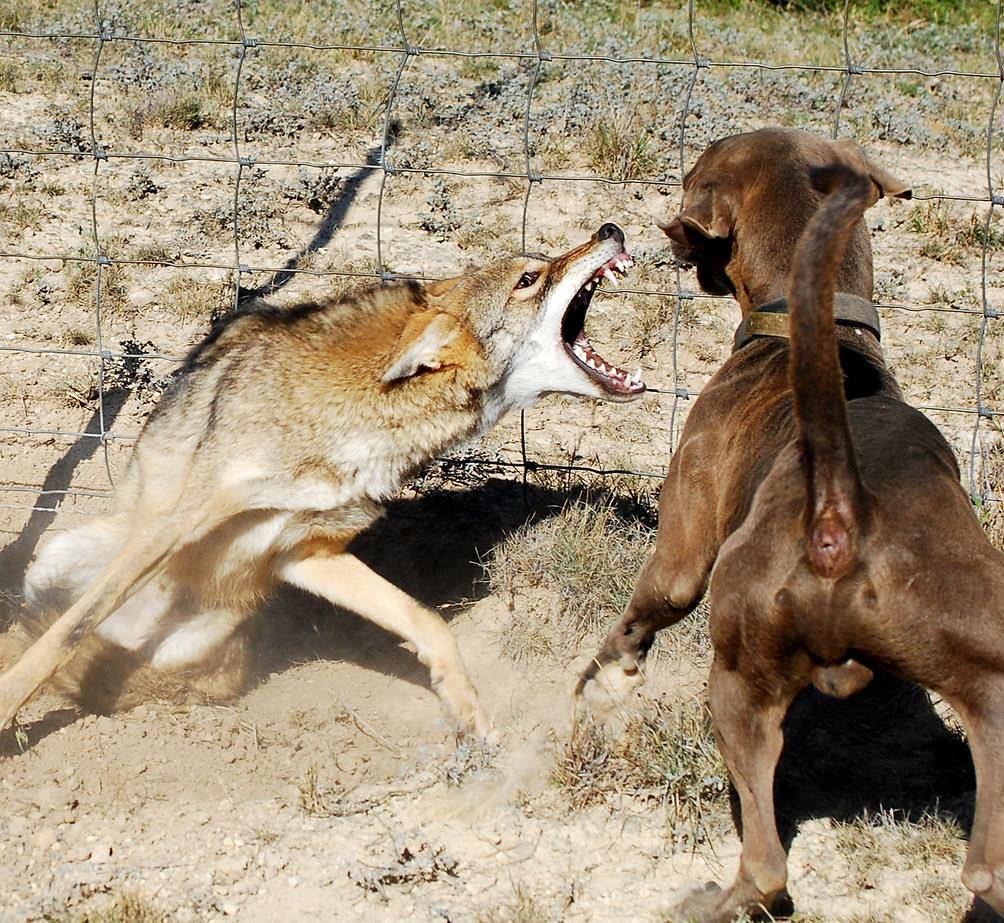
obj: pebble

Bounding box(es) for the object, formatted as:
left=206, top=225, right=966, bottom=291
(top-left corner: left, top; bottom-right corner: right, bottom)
left=89, top=843, right=112, bottom=864
left=32, top=828, right=57, bottom=853
left=127, top=288, right=156, bottom=309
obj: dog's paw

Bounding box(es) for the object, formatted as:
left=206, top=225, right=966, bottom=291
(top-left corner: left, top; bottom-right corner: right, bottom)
left=963, top=862, right=1004, bottom=916
left=574, top=659, right=644, bottom=715
left=667, top=879, right=785, bottom=923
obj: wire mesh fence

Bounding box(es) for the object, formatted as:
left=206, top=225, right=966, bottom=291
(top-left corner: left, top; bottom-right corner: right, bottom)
left=0, top=0, right=1002, bottom=528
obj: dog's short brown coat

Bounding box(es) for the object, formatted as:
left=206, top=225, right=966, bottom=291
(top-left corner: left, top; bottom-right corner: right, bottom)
left=579, top=128, right=1004, bottom=920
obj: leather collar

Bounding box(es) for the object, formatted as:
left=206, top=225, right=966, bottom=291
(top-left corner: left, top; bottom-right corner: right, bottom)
left=732, top=293, right=881, bottom=353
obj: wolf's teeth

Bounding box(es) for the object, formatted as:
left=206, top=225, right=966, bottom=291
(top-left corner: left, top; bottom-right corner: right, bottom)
left=587, top=358, right=596, bottom=369
left=573, top=344, right=587, bottom=360
left=603, top=268, right=618, bottom=286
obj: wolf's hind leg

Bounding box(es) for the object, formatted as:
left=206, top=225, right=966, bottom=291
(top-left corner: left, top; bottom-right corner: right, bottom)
left=279, top=545, right=492, bottom=740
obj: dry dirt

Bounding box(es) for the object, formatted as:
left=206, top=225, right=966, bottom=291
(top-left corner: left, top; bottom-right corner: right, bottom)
left=1, top=2, right=1003, bottom=921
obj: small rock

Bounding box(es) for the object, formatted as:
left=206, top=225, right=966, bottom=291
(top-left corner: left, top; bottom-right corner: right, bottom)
left=221, top=902, right=239, bottom=916
left=127, top=288, right=156, bottom=309
left=89, top=843, right=112, bottom=864
left=32, top=828, right=57, bottom=852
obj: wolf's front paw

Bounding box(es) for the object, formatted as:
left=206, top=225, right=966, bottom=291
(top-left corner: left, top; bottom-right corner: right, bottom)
left=454, top=703, right=499, bottom=748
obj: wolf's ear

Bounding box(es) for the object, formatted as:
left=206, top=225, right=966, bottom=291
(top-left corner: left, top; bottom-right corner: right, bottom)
left=424, top=275, right=463, bottom=298
left=832, top=139, right=912, bottom=200
left=658, top=181, right=738, bottom=244
left=381, top=311, right=459, bottom=383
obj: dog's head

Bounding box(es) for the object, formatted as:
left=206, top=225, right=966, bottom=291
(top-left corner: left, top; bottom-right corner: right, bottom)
left=381, top=224, right=645, bottom=409
left=659, top=128, right=911, bottom=300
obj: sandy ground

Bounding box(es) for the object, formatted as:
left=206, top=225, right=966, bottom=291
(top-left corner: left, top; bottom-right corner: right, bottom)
left=1, top=3, right=1003, bottom=921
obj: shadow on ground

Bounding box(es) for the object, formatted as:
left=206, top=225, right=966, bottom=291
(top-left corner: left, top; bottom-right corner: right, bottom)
left=249, top=477, right=573, bottom=690
left=0, top=387, right=131, bottom=627
left=741, top=671, right=992, bottom=920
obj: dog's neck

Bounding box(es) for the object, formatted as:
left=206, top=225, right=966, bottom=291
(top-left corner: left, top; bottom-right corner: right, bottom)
left=727, top=219, right=874, bottom=318
left=732, top=293, right=882, bottom=353
left=730, top=261, right=874, bottom=319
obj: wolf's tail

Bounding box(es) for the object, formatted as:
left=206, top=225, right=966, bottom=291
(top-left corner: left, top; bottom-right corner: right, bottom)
left=0, top=496, right=237, bottom=730
left=788, top=164, right=874, bottom=579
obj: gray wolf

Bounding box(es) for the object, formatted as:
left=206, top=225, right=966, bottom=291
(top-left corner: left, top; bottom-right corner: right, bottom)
left=1, top=223, right=643, bottom=742
left=582, top=129, right=1004, bottom=919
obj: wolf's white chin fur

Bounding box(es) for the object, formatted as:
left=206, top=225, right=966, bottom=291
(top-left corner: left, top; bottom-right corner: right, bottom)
left=483, top=237, right=625, bottom=427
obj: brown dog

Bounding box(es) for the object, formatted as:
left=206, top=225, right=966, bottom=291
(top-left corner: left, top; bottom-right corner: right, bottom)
left=577, top=127, right=1004, bottom=920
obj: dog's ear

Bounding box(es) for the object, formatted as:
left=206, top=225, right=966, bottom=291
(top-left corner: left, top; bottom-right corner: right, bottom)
left=658, top=181, right=738, bottom=245
left=832, top=139, right=912, bottom=201
left=381, top=311, right=460, bottom=383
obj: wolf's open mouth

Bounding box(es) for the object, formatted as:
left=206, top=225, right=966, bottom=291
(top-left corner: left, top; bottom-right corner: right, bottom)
left=560, top=251, right=645, bottom=398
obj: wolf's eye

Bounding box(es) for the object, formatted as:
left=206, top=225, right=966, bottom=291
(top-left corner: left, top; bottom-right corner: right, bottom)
left=515, top=271, right=539, bottom=290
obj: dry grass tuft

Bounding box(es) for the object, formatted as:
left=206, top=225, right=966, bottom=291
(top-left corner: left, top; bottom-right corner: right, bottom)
left=298, top=764, right=339, bottom=817
left=65, top=258, right=128, bottom=315
left=554, top=695, right=729, bottom=850
left=163, top=276, right=231, bottom=324
left=486, top=481, right=656, bottom=663
left=834, top=807, right=967, bottom=910
left=51, top=892, right=170, bottom=923
left=907, top=200, right=1004, bottom=265
left=584, top=110, right=657, bottom=181
left=478, top=883, right=555, bottom=923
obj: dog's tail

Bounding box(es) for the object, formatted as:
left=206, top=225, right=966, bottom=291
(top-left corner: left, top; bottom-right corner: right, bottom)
left=0, top=495, right=237, bottom=731
left=788, top=164, right=873, bottom=579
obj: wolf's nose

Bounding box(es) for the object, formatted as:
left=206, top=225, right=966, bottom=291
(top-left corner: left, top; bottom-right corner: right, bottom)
left=597, top=223, right=625, bottom=245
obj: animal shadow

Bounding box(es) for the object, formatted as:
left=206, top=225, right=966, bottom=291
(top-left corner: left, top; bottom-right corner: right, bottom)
left=250, top=476, right=570, bottom=689
left=740, top=672, right=987, bottom=920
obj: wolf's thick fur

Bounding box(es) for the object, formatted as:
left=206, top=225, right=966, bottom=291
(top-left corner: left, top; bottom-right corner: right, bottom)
left=4, top=225, right=642, bottom=737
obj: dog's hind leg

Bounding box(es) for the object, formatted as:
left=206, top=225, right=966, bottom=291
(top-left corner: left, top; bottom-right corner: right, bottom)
left=672, top=655, right=803, bottom=923
left=951, top=681, right=1004, bottom=916
left=279, top=544, right=492, bottom=740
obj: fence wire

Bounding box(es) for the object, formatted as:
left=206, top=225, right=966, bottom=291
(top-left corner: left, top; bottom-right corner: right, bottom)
left=0, top=0, right=1002, bottom=520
